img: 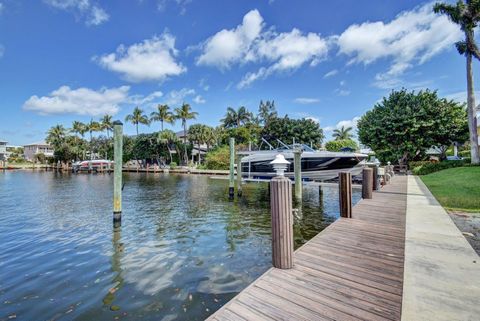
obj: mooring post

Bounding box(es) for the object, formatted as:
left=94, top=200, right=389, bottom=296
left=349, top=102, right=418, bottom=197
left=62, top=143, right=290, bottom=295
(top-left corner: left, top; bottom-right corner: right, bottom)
left=113, top=121, right=123, bottom=226
left=229, top=138, right=235, bottom=200
left=270, top=154, right=294, bottom=269
left=236, top=155, right=242, bottom=197
left=293, top=148, right=302, bottom=203
left=362, top=167, right=373, bottom=199
left=339, top=172, right=352, bottom=218
left=372, top=165, right=379, bottom=191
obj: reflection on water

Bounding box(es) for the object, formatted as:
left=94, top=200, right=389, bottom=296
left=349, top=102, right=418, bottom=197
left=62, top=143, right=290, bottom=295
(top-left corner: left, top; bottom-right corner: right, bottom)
left=0, top=171, right=360, bottom=321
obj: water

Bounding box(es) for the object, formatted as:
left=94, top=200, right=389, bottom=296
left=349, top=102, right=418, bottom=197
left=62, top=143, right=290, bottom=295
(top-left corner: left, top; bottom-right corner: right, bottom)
left=0, top=171, right=360, bottom=321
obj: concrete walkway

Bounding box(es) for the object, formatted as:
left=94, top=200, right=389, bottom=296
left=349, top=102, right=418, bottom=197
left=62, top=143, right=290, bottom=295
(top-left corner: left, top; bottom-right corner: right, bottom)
left=402, top=176, right=480, bottom=321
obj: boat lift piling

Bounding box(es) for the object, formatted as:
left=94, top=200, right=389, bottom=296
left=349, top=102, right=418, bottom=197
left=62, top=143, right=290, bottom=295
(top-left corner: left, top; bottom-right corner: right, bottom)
left=113, top=120, right=123, bottom=227
left=236, top=155, right=242, bottom=197
left=293, top=147, right=302, bottom=203
left=228, top=138, right=235, bottom=200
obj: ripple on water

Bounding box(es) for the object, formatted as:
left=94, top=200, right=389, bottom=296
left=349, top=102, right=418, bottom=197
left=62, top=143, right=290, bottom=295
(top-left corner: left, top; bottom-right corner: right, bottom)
left=0, top=171, right=360, bottom=321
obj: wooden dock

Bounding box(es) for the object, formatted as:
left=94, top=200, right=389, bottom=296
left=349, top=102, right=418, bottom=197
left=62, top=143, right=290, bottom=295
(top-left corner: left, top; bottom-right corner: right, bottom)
left=207, top=175, right=407, bottom=321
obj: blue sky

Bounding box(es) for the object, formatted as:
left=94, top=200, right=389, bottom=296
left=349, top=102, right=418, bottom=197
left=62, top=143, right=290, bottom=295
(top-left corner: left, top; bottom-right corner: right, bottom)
left=0, top=0, right=477, bottom=145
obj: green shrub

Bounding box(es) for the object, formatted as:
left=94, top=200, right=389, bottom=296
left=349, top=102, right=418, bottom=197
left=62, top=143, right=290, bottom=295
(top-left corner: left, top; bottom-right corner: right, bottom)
left=169, top=161, right=177, bottom=169
left=205, top=146, right=230, bottom=170
left=412, top=160, right=467, bottom=175
left=325, top=139, right=358, bottom=152
left=408, top=161, right=433, bottom=168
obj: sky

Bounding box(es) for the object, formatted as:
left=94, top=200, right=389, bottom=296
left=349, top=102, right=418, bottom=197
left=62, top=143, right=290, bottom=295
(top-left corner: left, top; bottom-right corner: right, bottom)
left=0, top=0, right=477, bottom=145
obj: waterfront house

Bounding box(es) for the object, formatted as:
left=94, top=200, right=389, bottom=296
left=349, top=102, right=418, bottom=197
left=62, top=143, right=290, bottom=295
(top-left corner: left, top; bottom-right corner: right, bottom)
left=0, top=140, right=7, bottom=161
left=23, top=142, right=54, bottom=161
left=176, top=130, right=208, bottom=160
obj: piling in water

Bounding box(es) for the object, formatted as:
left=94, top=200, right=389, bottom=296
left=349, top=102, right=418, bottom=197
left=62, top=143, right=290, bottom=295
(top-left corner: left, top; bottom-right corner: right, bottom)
left=339, top=172, right=352, bottom=218
left=113, top=121, right=123, bottom=225
left=229, top=138, right=235, bottom=200
left=293, top=148, right=302, bottom=203
left=236, top=155, right=242, bottom=197
left=270, top=176, right=294, bottom=269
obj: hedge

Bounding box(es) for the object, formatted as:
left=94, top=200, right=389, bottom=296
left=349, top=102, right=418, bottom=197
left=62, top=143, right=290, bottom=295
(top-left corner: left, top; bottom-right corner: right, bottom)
left=411, top=160, right=476, bottom=175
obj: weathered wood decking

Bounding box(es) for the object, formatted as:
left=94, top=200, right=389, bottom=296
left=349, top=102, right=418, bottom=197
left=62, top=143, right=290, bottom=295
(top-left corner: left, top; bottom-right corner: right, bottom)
left=207, top=175, right=408, bottom=321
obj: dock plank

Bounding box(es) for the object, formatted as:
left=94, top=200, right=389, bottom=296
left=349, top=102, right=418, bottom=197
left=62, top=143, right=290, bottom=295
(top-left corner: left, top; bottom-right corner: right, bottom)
left=207, top=176, right=407, bottom=321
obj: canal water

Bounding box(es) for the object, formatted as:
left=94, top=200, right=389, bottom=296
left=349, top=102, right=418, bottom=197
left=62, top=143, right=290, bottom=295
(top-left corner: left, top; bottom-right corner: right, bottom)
left=0, top=171, right=360, bottom=321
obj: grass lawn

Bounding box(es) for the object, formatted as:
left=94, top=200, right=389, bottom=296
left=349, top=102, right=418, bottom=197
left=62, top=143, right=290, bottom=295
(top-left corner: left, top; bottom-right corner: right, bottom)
left=420, top=167, right=480, bottom=212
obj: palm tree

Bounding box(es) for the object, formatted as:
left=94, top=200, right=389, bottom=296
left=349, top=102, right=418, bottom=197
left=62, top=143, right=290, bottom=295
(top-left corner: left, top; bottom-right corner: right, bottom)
left=221, top=106, right=252, bottom=128
left=258, top=100, right=277, bottom=126
left=434, top=1, right=480, bottom=164
left=100, top=115, right=113, bottom=139
left=46, top=124, right=67, bottom=148
left=158, top=129, right=179, bottom=164
left=125, top=106, right=150, bottom=136
left=150, top=104, right=175, bottom=131
left=71, top=121, right=86, bottom=160
left=332, top=126, right=353, bottom=140
left=87, top=119, right=101, bottom=160
left=174, top=103, right=198, bottom=165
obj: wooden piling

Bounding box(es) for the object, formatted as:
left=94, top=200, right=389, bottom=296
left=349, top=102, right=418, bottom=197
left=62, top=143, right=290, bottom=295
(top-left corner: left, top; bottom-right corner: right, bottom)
left=236, top=155, right=242, bottom=197
left=362, top=167, right=373, bottom=199
left=372, top=165, right=379, bottom=190
left=228, top=138, right=235, bottom=200
left=270, top=176, right=294, bottom=269
left=113, top=121, right=123, bottom=225
left=293, top=148, right=302, bottom=203
left=339, top=172, right=352, bottom=218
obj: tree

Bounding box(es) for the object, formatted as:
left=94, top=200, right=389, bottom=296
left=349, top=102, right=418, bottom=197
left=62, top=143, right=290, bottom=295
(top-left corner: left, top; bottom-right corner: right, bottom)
left=174, top=103, right=198, bottom=165
left=150, top=104, right=175, bottom=131
left=357, top=89, right=469, bottom=164
left=72, top=121, right=87, bottom=160
left=87, top=119, right=101, bottom=160
left=100, top=115, right=113, bottom=139
left=158, top=129, right=179, bottom=163
left=325, top=139, right=358, bottom=152
left=262, top=116, right=324, bottom=148
left=221, top=106, right=252, bottom=128
left=332, top=126, right=353, bottom=140
left=188, top=124, right=205, bottom=163
left=434, top=1, right=480, bottom=164
left=258, top=100, right=277, bottom=126
left=46, top=124, right=67, bottom=148
left=125, top=106, right=150, bottom=135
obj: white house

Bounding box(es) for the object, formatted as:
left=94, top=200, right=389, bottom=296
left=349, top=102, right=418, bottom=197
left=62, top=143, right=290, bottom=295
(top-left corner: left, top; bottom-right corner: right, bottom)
left=23, top=142, right=54, bottom=161
left=0, top=140, right=7, bottom=161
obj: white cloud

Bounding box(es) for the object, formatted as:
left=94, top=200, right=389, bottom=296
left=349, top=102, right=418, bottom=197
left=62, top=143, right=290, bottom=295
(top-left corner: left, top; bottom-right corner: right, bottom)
left=44, top=0, right=109, bottom=26
left=445, top=91, right=480, bottom=104
left=335, top=89, right=351, bottom=96
left=164, top=88, right=196, bottom=106
left=96, top=32, right=186, bottom=82
left=323, top=69, right=338, bottom=78
left=294, top=97, right=320, bottom=104
left=23, top=85, right=130, bottom=116
left=129, top=91, right=164, bottom=106
left=157, top=0, right=192, bottom=15
left=337, top=3, right=462, bottom=81
left=196, top=9, right=329, bottom=88
left=305, top=116, right=320, bottom=123
left=197, top=9, right=264, bottom=69
left=193, top=95, right=206, bottom=104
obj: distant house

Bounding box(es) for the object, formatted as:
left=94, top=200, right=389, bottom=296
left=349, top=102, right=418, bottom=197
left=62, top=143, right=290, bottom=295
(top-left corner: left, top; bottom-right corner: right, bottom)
left=23, top=142, right=54, bottom=161
left=5, top=145, right=23, bottom=160
left=0, top=140, right=7, bottom=161
left=176, top=130, right=208, bottom=158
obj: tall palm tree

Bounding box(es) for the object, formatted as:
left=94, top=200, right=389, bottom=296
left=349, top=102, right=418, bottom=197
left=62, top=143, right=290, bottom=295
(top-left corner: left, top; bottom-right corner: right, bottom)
left=434, top=1, right=480, bottom=164
left=332, top=126, right=353, bottom=140
left=258, top=100, right=277, bottom=126
left=150, top=104, right=175, bottom=131
left=125, top=106, right=150, bottom=136
left=221, top=106, right=252, bottom=128
left=46, top=124, right=67, bottom=148
left=175, top=103, right=198, bottom=165
left=100, top=115, right=113, bottom=139
left=87, top=119, right=101, bottom=160
left=71, top=121, right=86, bottom=160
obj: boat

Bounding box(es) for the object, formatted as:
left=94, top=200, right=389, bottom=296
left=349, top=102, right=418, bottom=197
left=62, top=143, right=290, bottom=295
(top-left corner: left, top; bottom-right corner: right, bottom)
left=72, top=159, right=114, bottom=172
left=240, top=144, right=368, bottom=181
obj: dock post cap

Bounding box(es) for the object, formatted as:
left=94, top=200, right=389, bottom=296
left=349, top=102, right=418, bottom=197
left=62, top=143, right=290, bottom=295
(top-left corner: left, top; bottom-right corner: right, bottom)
left=113, top=120, right=123, bottom=126
left=270, top=154, right=290, bottom=177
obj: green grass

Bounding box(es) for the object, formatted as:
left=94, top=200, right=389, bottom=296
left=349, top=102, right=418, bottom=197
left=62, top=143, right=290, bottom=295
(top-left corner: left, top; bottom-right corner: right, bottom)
left=420, top=167, right=480, bottom=212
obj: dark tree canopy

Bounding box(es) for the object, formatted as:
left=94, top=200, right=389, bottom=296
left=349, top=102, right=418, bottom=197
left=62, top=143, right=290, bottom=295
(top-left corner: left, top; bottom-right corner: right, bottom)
left=262, top=116, right=324, bottom=148
left=358, top=89, right=469, bottom=164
